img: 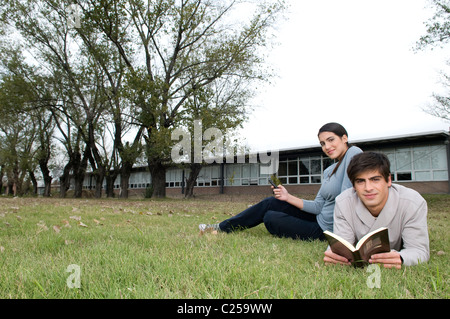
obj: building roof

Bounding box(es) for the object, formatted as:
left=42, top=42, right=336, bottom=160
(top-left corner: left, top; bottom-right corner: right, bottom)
left=278, top=130, right=449, bottom=159
left=78, top=130, right=449, bottom=176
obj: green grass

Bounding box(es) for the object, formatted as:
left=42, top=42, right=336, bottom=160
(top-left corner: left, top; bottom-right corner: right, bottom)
left=0, top=194, right=448, bottom=299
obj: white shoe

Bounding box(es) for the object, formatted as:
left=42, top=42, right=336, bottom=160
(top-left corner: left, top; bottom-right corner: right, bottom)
left=199, top=223, right=220, bottom=232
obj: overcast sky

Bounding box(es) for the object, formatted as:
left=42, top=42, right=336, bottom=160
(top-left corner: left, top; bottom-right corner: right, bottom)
left=239, top=0, right=449, bottom=152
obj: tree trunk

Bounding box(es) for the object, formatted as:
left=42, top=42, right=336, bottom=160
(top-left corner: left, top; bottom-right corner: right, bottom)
left=28, top=170, right=38, bottom=195
left=0, top=164, right=4, bottom=195
left=148, top=160, right=166, bottom=198
left=105, top=171, right=118, bottom=198
left=119, top=161, right=132, bottom=198
left=185, top=163, right=202, bottom=198
left=88, top=121, right=107, bottom=199
left=90, top=157, right=105, bottom=198
left=59, top=161, right=72, bottom=198
left=73, top=175, right=84, bottom=198
left=116, top=126, right=144, bottom=199
left=12, top=161, right=20, bottom=196
left=72, top=148, right=89, bottom=198
left=7, top=180, right=14, bottom=196
left=94, top=170, right=104, bottom=198
left=39, top=158, right=52, bottom=197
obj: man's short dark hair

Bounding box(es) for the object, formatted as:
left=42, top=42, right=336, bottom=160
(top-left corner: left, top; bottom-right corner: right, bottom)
left=347, top=152, right=391, bottom=185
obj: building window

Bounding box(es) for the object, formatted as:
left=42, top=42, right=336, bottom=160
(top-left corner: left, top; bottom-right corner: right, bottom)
left=224, top=163, right=260, bottom=186
left=379, top=144, right=448, bottom=182
left=277, top=156, right=335, bottom=185
left=165, top=168, right=183, bottom=188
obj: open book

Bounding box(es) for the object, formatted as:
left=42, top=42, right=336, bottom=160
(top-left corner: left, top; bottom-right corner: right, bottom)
left=324, top=227, right=390, bottom=267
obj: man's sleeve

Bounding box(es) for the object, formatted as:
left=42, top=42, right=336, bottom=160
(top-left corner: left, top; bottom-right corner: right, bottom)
left=332, top=196, right=357, bottom=246
left=398, top=199, right=430, bottom=266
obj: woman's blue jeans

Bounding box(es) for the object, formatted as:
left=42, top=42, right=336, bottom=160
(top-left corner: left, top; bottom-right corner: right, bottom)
left=219, top=196, right=325, bottom=241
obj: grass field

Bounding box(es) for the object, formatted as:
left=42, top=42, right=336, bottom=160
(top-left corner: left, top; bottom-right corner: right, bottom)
left=0, top=193, right=448, bottom=299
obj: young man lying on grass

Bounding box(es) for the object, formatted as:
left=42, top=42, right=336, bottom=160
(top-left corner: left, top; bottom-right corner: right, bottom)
left=324, top=152, right=430, bottom=269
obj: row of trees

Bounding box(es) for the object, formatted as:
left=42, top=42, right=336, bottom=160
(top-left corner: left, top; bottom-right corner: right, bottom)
left=0, top=0, right=285, bottom=198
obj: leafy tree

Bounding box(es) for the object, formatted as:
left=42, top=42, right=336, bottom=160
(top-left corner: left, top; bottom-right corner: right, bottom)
left=424, top=60, right=450, bottom=122
left=416, top=0, right=450, bottom=122
left=73, top=3, right=144, bottom=198
left=416, top=0, right=450, bottom=50
left=0, top=70, right=37, bottom=196
left=0, top=40, right=60, bottom=196
left=179, top=81, right=250, bottom=198
left=1, top=0, right=124, bottom=197
left=80, top=0, right=285, bottom=197
left=0, top=0, right=285, bottom=199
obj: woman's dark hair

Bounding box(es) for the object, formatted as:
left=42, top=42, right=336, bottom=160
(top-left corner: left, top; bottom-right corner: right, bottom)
left=347, top=152, right=391, bottom=185
left=318, top=122, right=350, bottom=176
left=318, top=122, right=349, bottom=140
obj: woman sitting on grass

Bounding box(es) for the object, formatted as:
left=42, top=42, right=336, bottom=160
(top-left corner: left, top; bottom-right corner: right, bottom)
left=199, top=122, right=362, bottom=241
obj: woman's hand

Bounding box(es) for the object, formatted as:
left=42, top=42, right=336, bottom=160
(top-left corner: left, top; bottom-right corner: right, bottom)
left=272, top=184, right=289, bottom=201
left=272, top=184, right=305, bottom=210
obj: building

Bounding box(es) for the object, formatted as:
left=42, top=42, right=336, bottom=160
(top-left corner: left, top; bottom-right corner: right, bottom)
left=81, top=130, right=450, bottom=196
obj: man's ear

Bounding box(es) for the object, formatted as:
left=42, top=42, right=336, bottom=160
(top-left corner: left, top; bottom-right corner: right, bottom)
left=388, top=174, right=392, bottom=187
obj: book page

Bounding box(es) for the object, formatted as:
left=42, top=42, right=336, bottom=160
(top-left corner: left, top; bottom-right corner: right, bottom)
left=324, top=231, right=356, bottom=251
left=355, top=227, right=388, bottom=250
left=357, top=228, right=390, bottom=262
left=323, top=231, right=357, bottom=262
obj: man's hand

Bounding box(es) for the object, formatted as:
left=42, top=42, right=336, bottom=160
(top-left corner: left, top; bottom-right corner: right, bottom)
left=323, top=249, right=351, bottom=266
left=369, top=251, right=402, bottom=269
